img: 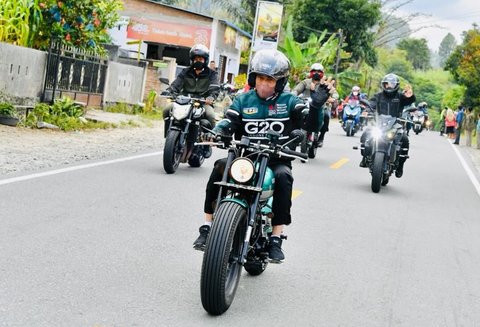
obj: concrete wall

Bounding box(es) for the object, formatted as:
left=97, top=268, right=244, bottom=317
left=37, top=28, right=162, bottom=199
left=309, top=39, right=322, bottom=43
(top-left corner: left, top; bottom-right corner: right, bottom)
left=0, top=43, right=47, bottom=105
left=104, top=61, right=147, bottom=104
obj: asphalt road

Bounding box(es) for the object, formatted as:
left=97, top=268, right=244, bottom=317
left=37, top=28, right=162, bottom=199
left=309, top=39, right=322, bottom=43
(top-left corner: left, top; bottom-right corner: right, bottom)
left=1, top=121, right=480, bottom=326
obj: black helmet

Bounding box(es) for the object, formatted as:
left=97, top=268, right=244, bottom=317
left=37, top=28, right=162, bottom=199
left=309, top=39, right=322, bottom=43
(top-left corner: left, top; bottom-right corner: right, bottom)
left=248, top=49, right=290, bottom=93
left=189, top=44, right=209, bottom=66
left=381, top=73, right=400, bottom=94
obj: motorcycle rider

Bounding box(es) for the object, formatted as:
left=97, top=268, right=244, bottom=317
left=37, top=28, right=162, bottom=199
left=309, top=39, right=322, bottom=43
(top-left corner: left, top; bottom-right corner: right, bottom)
left=417, top=101, right=429, bottom=128
left=359, top=73, right=416, bottom=178
left=193, top=50, right=335, bottom=262
left=291, top=63, right=332, bottom=147
left=162, top=44, right=219, bottom=139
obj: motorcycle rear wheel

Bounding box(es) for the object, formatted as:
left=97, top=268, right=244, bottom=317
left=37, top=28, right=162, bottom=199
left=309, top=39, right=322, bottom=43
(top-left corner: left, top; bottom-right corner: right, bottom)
left=308, top=140, right=317, bottom=158
left=371, top=152, right=385, bottom=193
left=200, top=202, right=247, bottom=315
left=163, top=130, right=182, bottom=174
left=300, top=132, right=308, bottom=163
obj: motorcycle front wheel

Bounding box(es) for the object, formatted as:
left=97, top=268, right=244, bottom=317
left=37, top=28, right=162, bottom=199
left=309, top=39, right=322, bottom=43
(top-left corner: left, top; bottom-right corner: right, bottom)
left=346, top=121, right=353, bottom=137
left=371, top=152, right=385, bottom=193
left=163, top=130, right=182, bottom=174
left=201, top=202, right=247, bottom=315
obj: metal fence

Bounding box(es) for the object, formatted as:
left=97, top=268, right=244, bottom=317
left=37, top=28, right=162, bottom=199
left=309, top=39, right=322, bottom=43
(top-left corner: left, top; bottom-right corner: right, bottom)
left=43, top=40, right=108, bottom=103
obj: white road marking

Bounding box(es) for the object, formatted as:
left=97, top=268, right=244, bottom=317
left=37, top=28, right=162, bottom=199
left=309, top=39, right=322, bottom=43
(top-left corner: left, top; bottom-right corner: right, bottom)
left=0, top=152, right=163, bottom=186
left=449, top=142, right=480, bottom=198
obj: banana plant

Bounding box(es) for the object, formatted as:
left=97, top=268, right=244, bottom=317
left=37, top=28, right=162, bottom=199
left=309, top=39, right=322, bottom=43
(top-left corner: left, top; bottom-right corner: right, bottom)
left=279, top=15, right=363, bottom=96
left=0, top=0, right=42, bottom=47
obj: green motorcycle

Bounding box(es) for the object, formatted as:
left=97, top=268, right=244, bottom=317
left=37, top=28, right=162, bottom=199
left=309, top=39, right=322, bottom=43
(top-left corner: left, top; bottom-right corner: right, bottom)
left=199, top=131, right=307, bottom=315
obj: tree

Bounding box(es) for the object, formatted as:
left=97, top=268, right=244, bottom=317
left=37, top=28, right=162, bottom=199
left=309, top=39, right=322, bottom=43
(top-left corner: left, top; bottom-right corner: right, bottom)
left=445, top=24, right=480, bottom=107
left=374, top=14, right=411, bottom=48
left=280, top=16, right=365, bottom=97
left=397, top=38, right=431, bottom=70
left=438, top=33, right=457, bottom=67
left=288, top=0, right=381, bottom=66
left=374, top=0, right=444, bottom=48
left=32, top=0, right=123, bottom=52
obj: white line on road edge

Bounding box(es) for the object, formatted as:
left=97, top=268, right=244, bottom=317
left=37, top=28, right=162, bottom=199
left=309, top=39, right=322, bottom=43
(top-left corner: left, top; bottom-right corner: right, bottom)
left=0, top=151, right=163, bottom=186
left=449, top=142, right=480, bottom=198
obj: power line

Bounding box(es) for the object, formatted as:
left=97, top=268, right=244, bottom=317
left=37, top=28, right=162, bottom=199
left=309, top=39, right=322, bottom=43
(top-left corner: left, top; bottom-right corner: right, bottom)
left=406, top=11, right=480, bottom=26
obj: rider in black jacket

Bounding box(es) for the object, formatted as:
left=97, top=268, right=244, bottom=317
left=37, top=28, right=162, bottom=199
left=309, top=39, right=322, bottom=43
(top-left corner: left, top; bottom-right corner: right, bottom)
left=162, top=44, right=219, bottom=137
left=359, top=73, right=416, bottom=177
left=192, top=49, right=334, bottom=262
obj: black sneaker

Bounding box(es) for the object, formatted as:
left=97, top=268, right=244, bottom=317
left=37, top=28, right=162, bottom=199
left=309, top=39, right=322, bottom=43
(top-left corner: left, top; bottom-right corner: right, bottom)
left=193, top=225, right=210, bottom=251
left=203, top=145, right=212, bottom=159
left=268, top=236, right=285, bottom=263
left=359, top=157, right=367, bottom=168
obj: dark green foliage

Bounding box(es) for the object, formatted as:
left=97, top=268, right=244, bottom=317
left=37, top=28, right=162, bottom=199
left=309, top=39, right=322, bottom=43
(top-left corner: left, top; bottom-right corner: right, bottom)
left=288, top=0, right=381, bottom=66
left=397, top=38, right=431, bottom=70
left=438, top=33, right=457, bottom=68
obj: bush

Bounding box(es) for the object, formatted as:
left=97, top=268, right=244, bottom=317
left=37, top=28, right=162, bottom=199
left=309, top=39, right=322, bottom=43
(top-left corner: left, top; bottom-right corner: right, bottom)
left=0, top=102, right=17, bottom=117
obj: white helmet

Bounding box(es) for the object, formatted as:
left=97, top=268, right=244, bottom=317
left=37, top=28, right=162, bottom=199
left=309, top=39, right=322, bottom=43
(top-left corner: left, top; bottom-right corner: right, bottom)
left=310, top=63, right=324, bottom=72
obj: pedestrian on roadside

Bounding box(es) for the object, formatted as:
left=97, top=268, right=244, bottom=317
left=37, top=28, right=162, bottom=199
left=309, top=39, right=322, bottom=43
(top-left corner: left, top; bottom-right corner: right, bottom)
left=209, top=60, right=217, bottom=72
left=445, top=108, right=456, bottom=140
left=453, top=105, right=465, bottom=144
left=476, top=112, right=480, bottom=149
left=464, top=107, right=475, bottom=147
left=439, top=106, right=447, bottom=136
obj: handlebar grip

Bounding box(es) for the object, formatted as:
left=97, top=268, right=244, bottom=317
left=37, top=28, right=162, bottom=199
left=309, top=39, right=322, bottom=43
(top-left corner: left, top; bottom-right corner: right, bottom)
left=282, top=148, right=308, bottom=160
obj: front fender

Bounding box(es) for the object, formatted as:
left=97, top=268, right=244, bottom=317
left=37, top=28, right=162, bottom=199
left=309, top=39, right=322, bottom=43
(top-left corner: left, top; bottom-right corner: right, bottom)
left=219, top=197, right=248, bottom=209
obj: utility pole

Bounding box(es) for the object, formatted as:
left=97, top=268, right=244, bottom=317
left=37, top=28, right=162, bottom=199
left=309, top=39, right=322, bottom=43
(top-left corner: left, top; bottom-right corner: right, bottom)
left=334, top=29, right=343, bottom=79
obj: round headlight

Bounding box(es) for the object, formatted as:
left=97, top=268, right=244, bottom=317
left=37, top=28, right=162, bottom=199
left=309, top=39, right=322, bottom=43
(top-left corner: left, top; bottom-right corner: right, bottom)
left=386, top=129, right=396, bottom=140
left=172, top=103, right=190, bottom=120
left=230, top=158, right=255, bottom=184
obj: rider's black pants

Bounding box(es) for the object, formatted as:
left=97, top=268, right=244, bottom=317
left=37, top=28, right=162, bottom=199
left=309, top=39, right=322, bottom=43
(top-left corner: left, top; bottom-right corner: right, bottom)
left=319, top=111, right=330, bottom=141
left=204, top=158, right=294, bottom=226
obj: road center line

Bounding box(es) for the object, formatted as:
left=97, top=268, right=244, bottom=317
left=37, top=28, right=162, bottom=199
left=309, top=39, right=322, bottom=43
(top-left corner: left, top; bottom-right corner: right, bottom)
left=291, top=189, right=303, bottom=199
left=449, top=142, right=480, bottom=199
left=0, top=151, right=163, bottom=186
left=330, top=158, right=350, bottom=169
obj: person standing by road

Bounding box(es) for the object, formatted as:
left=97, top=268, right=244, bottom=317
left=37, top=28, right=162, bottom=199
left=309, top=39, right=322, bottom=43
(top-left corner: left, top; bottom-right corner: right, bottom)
left=445, top=108, right=456, bottom=140
left=439, top=106, right=447, bottom=136
left=464, top=107, right=475, bottom=147
left=476, top=112, right=480, bottom=149
left=453, top=105, right=465, bottom=145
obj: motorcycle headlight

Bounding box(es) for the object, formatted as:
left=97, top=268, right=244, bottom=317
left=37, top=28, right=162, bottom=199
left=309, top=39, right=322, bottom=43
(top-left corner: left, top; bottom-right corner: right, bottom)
left=386, top=129, right=396, bottom=140
left=229, top=158, right=255, bottom=184
left=172, top=103, right=190, bottom=120
left=193, top=107, right=205, bottom=119
left=371, top=127, right=382, bottom=139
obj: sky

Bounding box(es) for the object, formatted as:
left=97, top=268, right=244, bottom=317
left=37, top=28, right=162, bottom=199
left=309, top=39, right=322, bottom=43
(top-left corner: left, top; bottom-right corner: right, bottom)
left=396, top=0, right=480, bottom=51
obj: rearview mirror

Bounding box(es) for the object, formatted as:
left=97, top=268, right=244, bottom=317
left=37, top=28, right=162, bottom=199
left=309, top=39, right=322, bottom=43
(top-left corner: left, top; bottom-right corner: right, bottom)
left=159, top=77, right=170, bottom=85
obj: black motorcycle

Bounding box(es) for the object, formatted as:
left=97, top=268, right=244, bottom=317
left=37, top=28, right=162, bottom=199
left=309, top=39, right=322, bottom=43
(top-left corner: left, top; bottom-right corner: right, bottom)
left=160, top=79, right=218, bottom=174
left=358, top=100, right=415, bottom=193
left=298, top=98, right=320, bottom=160
left=198, top=130, right=307, bottom=315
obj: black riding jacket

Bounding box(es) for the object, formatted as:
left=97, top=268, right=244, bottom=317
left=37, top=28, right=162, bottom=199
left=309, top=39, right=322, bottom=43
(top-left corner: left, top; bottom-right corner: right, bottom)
left=168, top=66, right=219, bottom=98
left=370, top=91, right=416, bottom=118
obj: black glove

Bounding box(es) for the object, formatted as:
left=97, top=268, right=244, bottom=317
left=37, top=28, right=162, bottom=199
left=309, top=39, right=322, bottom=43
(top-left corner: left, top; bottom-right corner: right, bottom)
left=310, top=84, right=329, bottom=109
left=202, top=132, right=213, bottom=141
left=160, top=91, right=171, bottom=96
